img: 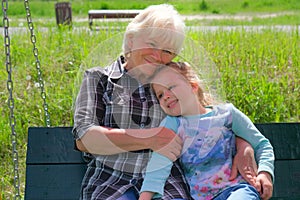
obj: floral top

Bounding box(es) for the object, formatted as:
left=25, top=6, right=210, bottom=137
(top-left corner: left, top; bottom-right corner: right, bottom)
left=140, top=103, right=274, bottom=199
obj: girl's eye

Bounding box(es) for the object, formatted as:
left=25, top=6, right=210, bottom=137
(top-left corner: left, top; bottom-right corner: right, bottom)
left=157, top=93, right=163, bottom=99
left=168, top=85, right=175, bottom=90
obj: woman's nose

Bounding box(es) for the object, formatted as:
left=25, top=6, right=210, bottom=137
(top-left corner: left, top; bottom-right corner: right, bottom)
left=152, top=49, right=174, bottom=64
left=152, top=49, right=163, bottom=63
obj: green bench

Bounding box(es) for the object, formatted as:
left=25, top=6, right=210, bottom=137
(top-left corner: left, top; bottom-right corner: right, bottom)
left=24, top=123, right=300, bottom=199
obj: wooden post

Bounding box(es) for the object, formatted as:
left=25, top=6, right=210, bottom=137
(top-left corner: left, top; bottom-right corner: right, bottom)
left=55, top=2, right=72, bottom=27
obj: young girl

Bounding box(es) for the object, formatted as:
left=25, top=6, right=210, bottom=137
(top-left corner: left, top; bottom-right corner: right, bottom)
left=139, top=62, right=274, bottom=200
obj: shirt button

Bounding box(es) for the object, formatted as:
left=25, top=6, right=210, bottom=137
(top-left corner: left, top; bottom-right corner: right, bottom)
left=130, top=179, right=137, bottom=185
left=140, top=123, right=145, bottom=128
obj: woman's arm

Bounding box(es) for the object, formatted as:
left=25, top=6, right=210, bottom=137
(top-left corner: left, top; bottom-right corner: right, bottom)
left=77, top=126, right=182, bottom=161
left=230, top=137, right=258, bottom=186
left=73, top=69, right=182, bottom=160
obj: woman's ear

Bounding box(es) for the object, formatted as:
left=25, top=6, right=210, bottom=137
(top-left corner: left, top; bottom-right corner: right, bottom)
left=127, top=33, right=134, bottom=49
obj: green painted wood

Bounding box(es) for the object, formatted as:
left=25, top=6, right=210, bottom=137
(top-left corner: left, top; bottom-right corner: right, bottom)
left=272, top=160, right=300, bottom=198
left=24, top=123, right=300, bottom=200
left=26, top=127, right=85, bottom=164
left=255, top=123, right=300, bottom=160
left=25, top=164, right=86, bottom=200
left=25, top=127, right=87, bottom=199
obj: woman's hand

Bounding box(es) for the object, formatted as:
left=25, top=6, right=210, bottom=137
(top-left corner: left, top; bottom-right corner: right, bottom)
left=229, top=137, right=258, bottom=187
left=150, top=127, right=183, bottom=161
left=256, top=171, right=273, bottom=200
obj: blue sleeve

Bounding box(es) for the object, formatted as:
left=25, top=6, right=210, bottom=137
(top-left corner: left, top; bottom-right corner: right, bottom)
left=230, top=104, right=275, bottom=181
left=140, top=116, right=179, bottom=198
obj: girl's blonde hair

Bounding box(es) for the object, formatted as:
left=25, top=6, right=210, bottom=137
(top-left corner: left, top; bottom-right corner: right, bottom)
left=153, top=62, right=214, bottom=106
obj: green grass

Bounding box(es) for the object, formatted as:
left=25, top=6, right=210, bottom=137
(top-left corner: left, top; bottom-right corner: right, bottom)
left=192, top=28, right=299, bottom=122
left=1, top=0, right=300, bottom=199
left=2, top=0, right=300, bottom=27
left=5, top=0, right=300, bottom=17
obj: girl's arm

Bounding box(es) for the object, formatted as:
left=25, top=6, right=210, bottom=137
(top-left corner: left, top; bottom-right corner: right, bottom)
left=140, top=152, right=173, bottom=199
left=139, top=116, right=178, bottom=198
left=230, top=104, right=274, bottom=199
left=230, top=104, right=274, bottom=180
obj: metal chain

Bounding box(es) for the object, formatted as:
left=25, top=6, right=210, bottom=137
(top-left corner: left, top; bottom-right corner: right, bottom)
left=24, top=0, right=51, bottom=127
left=2, top=0, right=21, bottom=199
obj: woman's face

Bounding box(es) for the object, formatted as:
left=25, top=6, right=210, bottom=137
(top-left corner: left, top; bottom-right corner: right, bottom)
left=126, top=34, right=177, bottom=83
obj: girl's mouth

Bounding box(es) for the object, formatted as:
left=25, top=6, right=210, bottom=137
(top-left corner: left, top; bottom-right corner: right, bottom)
left=167, top=99, right=178, bottom=108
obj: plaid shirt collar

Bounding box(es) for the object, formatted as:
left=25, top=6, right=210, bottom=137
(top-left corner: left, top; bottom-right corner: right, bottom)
left=104, top=55, right=127, bottom=79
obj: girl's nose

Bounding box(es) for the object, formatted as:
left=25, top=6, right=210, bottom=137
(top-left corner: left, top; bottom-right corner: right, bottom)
left=163, top=90, right=171, bottom=100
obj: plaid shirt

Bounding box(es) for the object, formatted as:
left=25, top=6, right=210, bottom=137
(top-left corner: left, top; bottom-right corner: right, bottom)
left=73, top=56, right=191, bottom=200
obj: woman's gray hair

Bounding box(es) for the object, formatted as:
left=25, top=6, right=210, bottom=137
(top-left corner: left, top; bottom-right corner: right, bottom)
left=122, top=4, right=186, bottom=56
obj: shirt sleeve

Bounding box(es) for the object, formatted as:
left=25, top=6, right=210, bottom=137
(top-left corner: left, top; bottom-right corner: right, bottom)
left=230, top=103, right=275, bottom=181
left=72, top=68, right=106, bottom=139
left=140, top=116, right=179, bottom=198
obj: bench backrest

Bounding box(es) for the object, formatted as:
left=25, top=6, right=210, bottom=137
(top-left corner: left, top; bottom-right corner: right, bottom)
left=88, top=9, right=141, bottom=19
left=88, top=9, right=141, bottom=29
left=25, top=123, right=300, bottom=199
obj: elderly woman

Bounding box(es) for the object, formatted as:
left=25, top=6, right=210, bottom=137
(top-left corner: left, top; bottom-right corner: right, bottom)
left=73, top=4, right=258, bottom=200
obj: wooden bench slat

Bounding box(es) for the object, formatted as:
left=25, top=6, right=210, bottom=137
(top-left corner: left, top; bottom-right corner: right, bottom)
left=272, top=160, right=300, bottom=198
left=25, top=164, right=87, bottom=200
left=26, top=127, right=85, bottom=164
left=255, top=123, right=300, bottom=160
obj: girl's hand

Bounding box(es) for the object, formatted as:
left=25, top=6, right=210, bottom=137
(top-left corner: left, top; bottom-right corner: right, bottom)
left=139, top=191, right=154, bottom=200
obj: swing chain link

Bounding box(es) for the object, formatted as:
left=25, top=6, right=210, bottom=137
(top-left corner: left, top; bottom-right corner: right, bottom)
left=24, top=0, right=51, bottom=127
left=2, top=0, right=22, bottom=199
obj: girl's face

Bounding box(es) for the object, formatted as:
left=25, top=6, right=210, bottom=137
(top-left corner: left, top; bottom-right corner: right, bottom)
left=126, top=35, right=176, bottom=83
left=152, top=68, right=200, bottom=116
